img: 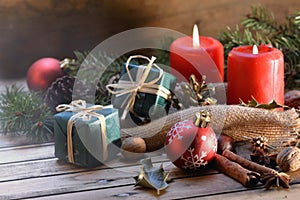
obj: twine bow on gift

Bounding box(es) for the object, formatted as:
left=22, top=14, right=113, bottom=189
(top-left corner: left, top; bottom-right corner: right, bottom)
left=56, top=100, right=112, bottom=164
left=106, top=55, right=172, bottom=120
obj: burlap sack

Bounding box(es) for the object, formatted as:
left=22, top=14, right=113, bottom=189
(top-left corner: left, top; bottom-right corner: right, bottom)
left=121, top=105, right=300, bottom=151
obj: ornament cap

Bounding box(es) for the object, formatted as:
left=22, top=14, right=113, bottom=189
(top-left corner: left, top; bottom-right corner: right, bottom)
left=194, top=110, right=211, bottom=128
left=59, top=58, right=79, bottom=71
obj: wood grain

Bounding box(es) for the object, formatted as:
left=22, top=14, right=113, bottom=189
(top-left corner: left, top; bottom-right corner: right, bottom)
left=1, top=143, right=300, bottom=199
left=0, top=0, right=299, bottom=78
left=17, top=184, right=300, bottom=200
left=0, top=151, right=170, bottom=182
left=202, top=184, right=300, bottom=200
left=0, top=143, right=54, bottom=164
left=0, top=169, right=239, bottom=200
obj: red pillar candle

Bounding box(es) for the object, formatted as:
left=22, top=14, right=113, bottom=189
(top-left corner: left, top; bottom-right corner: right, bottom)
left=170, top=25, right=224, bottom=82
left=227, top=45, right=284, bottom=105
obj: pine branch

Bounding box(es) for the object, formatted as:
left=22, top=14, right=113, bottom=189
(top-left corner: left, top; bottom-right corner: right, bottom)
left=242, top=6, right=278, bottom=34
left=154, top=35, right=174, bottom=67
left=219, top=25, right=269, bottom=62
left=62, top=44, right=174, bottom=106
left=70, top=50, right=124, bottom=85
left=219, top=6, right=300, bottom=89
left=0, top=85, right=53, bottom=142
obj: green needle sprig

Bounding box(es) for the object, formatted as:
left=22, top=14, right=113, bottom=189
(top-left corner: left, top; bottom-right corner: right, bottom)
left=0, top=85, right=53, bottom=142
left=219, top=6, right=300, bottom=89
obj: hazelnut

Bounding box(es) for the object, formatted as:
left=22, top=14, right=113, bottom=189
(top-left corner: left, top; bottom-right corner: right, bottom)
left=121, top=137, right=146, bottom=160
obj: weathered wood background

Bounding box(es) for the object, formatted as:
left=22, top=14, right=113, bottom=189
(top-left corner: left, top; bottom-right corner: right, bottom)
left=0, top=0, right=299, bottom=78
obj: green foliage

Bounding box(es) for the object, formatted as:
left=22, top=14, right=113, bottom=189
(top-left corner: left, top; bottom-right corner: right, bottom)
left=64, top=50, right=124, bottom=85
left=154, top=36, right=174, bottom=67
left=219, top=6, right=300, bottom=89
left=61, top=50, right=127, bottom=105
left=0, top=37, right=174, bottom=143
left=0, top=85, right=53, bottom=142
left=63, top=47, right=173, bottom=105
left=239, top=96, right=288, bottom=110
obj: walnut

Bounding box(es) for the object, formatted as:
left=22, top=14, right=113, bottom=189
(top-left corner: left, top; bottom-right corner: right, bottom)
left=284, top=90, right=300, bottom=109
left=276, top=147, right=300, bottom=172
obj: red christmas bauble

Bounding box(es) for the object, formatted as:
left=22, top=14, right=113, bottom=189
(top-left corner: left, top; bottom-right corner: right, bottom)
left=165, top=119, right=217, bottom=170
left=26, top=57, right=64, bottom=92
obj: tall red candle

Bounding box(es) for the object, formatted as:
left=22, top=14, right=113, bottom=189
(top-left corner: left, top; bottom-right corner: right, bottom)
left=227, top=45, right=284, bottom=105
left=170, top=26, right=224, bottom=82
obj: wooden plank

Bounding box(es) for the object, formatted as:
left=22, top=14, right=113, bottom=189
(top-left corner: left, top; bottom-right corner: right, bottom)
left=20, top=177, right=300, bottom=200
left=0, top=152, right=171, bottom=182
left=0, top=134, right=35, bottom=148
left=0, top=142, right=167, bottom=165
left=0, top=158, right=81, bottom=182
left=4, top=157, right=299, bottom=200
left=1, top=143, right=300, bottom=199
left=196, top=183, right=300, bottom=200
left=0, top=161, right=163, bottom=199
left=0, top=143, right=54, bottom=164
left=9, top=173, right=256, bottom=200
left=0, top=160, right=221, bottom=199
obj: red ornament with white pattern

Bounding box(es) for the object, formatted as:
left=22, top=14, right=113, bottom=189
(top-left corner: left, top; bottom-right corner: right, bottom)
left=165, top=111, right=217, bottom=170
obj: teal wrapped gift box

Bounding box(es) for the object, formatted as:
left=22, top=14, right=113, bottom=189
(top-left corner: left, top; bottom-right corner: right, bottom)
left=113, top=63, right=177, bottom=120
left=54, top=107, right=121, bottom=168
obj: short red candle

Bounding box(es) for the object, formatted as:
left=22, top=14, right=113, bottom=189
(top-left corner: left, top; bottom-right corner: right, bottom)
left=227, top=45, right=284, bottom=105
left=170, top=36, right=224, bottom=82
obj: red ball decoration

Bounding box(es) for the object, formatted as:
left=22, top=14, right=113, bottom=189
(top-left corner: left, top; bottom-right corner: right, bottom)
left=165, top=111, right=217, bottom=170
left=26, top=57, right=64, bottom=92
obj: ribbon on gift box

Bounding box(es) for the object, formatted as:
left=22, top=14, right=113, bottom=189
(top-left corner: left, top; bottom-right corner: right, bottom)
left=56, top=100, right=112, bottom=164
left=106, top=55, right=172, bottom=120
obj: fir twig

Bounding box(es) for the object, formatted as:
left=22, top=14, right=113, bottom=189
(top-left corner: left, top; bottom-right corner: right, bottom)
left=242, top=6, right=278, bottom=34
left=61, top=50, right=127, bottom=105
left=0, top=85, right=53, bottom=142
left=62, top=45, right=174, bottom=105
left=71, top=50, right=125, bottom=85
left=219, top=6, right=300, bottom=89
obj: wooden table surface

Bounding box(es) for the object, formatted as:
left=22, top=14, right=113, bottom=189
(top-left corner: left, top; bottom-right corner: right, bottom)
left=1, top=81, right=300, bottom=200
left=1, top=142, right=300, bottom=200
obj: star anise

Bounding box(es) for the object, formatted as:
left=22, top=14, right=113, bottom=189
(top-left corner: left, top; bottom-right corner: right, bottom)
left=250, top=149, right=278, bottom=169
left=261, top=170, right=291, bottom=189
left=249, top=137, right=277, bottom=168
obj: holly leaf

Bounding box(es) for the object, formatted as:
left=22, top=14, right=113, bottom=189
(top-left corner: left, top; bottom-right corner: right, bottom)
left=246, top=97, right=260, bottom=108
left=239, top=96, right=289, bottom=110
left=134, top=158, right=170, bottom=195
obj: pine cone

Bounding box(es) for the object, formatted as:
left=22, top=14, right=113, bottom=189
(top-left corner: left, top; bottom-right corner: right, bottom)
left=173, top=82, right=199, bottom=109
left=44, top=76, right=89, bottom=113
left=94, top=80, right=110, bottom=105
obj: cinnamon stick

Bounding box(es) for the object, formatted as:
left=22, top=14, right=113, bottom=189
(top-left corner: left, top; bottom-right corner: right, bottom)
left=222, top=149, right=290, bottom=189
left=223, top=150, right=274, bottom=175
left=214, top=154, right=260, bottom=187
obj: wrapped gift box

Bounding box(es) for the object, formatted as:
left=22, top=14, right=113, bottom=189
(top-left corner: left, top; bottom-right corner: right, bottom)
left=112, top=63, right=177, bottom=120
left=54, top=106, right=120, bottom=168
